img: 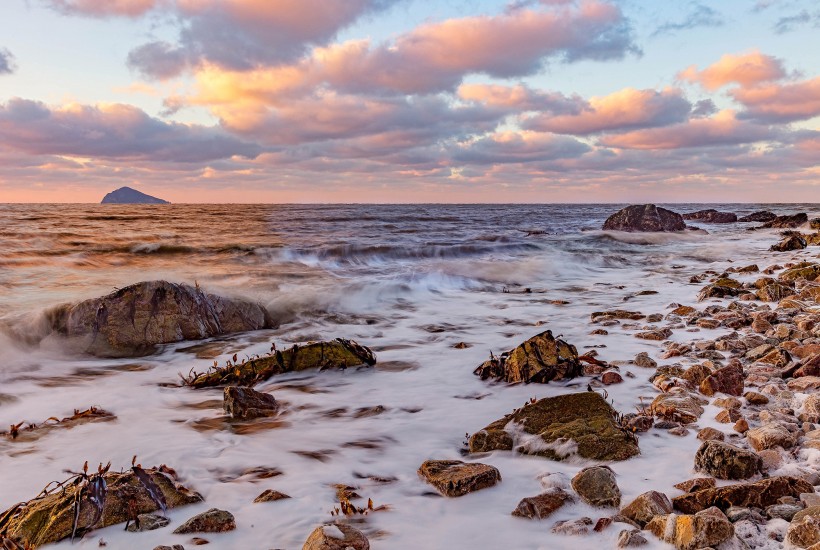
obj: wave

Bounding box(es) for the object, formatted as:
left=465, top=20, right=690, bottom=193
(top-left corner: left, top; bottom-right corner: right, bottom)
left=585, top=229, right=710, bottom=245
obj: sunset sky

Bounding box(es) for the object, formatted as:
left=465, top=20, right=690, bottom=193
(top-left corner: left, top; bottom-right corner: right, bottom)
left=1, top=0, right=819, bottom=203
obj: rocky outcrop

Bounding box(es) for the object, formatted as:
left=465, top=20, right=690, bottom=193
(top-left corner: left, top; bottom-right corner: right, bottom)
left=303, top=524, right=370, bottom=550
left=739, top=211, right=776, bottom=223
left=46, top=281, right=273, bottom=357
left=645, top=507, right=734, bottom=550
left=571, top=466, right=621, bottom=507
left=173, top=508, right=236, bottom=534
left=100, top=186, right=169, bottom=204
left=417, top=460, right=501, bottom=497
left=672, top=476, right=813, bottom=513
left=223, top=386, right=279, bottom=419
left=468, top=392, right=640, bottom=461
left=754, top=212, right=809, bottom=229
left=682, top=209, right=737, bottom=223
left=473, top=330, right=582, bottom=384
left=693, top=440, right=761, bottom=480
left=602, top=204, right=686, bottom=232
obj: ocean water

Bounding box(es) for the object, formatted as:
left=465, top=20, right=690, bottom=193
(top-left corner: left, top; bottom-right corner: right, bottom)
left=0, top=203, right=819, bottom=549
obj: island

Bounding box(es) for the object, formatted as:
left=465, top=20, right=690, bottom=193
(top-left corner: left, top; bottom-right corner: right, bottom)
left=100, top=186, right=169, bottom=204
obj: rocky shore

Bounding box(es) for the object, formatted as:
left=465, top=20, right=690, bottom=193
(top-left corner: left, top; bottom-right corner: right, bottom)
left=3, top=203, right=820, bottom=549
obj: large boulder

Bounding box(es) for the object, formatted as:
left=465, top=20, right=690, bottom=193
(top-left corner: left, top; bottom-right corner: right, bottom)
left=45, top=280, right=273, bottom=357
left=693, top=440, right=762, bottom=480
left=468, top=392, right=640, bottom=461
left=672, top=476, right=813, bottom=513
left=602, top=204, right=686, bottom=232
left=473, top=330, right=582, bottom=384
left=682, top=209, right=737, bottom=223
left=417, top=460, right=501, bottom=497
left=0, top=466, right=202, bottom=548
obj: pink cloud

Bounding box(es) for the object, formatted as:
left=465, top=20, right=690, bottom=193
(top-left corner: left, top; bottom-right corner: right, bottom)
left=456, top=83, right=583, bottom=112
left=732, top=76, right=820, bottom=122
left=48, top=0, right=160, bottom=17
left=678, top=50, right=786, bottom=90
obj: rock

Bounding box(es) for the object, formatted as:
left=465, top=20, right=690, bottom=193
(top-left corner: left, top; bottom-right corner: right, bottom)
left=468, top=392, right=640, bottom=461
left=747, top=423, right=796, bottom=451
left=551, top=517, right=593, bottom=535
left=698, top=284, right=742, bottom=301
left=634, top=352, right=657, bottom=369
left=766, top=503, right=802, bottom=521
left=781, top=263, right=820, bottom=282
left=187, top=338, right=376, bottom=388
left=173, top=509, right=236, bottom=534
left=771, top=233, right=808, bottom=252
left=674, top=477, right=716, bottom=493
left=126, top=513, right=170, bottom=532
left=811, top=218, right=820, bottom=230
left=602, top=371, right=623, bottom=385
left=303, top=523, right=369, bottom=550
left=788, top=506, right=820, bottom=548
left=682, top=209, right=737, bottom=223
left=800, top=394, right=820, bottom=423
left=715, top=408, right=742, bottom=423
left=602, top=204, right=686, bottom=232
left=511, top=488, right=573, bottom=519
left=694, top=440, right=762, bottom=480
left=756, top=282, right=796, bottom=302
left=153, top=546, right=184, bottom=550
left=635, top=328, right=672, bottom=340
left=620, top=491, right=672, bottom=526
left=700, top=363, right=744, bottom=396
left=101, top=186, right=169, bottom=204
left=254, top=490, right=291, bottom=503
left=672, top=476, right=814, bottom=513
left=618, top=529, right=649, bottom=547
left=744, top=391, right=769, bottom=405
left=651, top=391, right=705, bottom=424
left=645, top=507, right=734, bottom=550
left=571, top=466, right=621, bottom=507
left=739, top=211, right=777, bottom=223
left=592, top=309, right=646, bottom=321
left=682, top=364, right=712, bottom=386
left=0, top=466, right=202, bottom=548
left=223, top=386, right=279, bottom=419
left=46, top=281, right=273, bottom=357
left=734, top=418, right=749, bottom=433
left=473, top=330, right=582, bottom=384
left=417, top=460, right=500, bottom=497
left=755, top=212, right=809, bottom=229
left=670, top=305, right=697, bottom=316
left=789, top=376, right=820, bottom=391
left=697, top=427, right=725, bottom=441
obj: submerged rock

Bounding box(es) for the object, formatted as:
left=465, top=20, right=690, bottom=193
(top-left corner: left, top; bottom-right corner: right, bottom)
left=417, top=460, right=501, bottom=497
left=468, top=392, right=640, bottom=461
left=187, top=339, right=376, bottom=388
left=46, top=280, right=273, bottom=357
left=303, top=523, right=369, bottom=550
left=672, top=476, right=813, bottom=513
left=602, top=204, right=686, bottom=232
left=473, top=330, right=582, bottom=384
left=682, top=209, right=737, bottom=223
left=223, top=386, right=279, bottom=419
left=0, top=467, right=202, bottom=548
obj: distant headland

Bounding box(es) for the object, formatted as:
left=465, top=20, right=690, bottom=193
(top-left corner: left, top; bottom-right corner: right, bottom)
left=100, top=186, right=169, bottom=204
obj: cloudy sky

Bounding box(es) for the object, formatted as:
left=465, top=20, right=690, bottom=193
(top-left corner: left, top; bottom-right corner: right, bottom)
left=1, top=0, right=819, bottom=202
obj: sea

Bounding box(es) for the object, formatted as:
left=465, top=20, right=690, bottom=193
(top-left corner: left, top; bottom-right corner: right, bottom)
left=0, top=203, right=818, bottom=549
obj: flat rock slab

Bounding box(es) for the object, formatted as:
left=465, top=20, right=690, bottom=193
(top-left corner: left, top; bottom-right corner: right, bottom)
left=418, top=460, right=501, bottom=497
left=468, top=391, right=639, bottom=461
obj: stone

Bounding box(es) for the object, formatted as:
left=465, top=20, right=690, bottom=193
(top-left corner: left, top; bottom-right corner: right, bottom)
left=697, top=427, right=725, bottom=441
left=800, top=394, right=820, bottom=423
left=651, top=392, right=704, bottom=424
left=739, top=211, right=777, bottom=223
left=254, top=490, right=291, bottom=503
left=173, top=509, right=236, bottom=534
left=468, top=391, right=640, bottom=461
left=223, top=386, right=279, bottom=420
left=473, top=330, right=582, bottom=384
left=592, top=309, right=646, bottom=321
left=788, top=506, right=820, bottom=548
left=757, top=283, right=797, bottom=302
left=303, top=523, right=369, bottom=550
left=45, top=280, right=273, bottom=357
left=571, top=466, right=621, bottom=507
left=551, top=517, right=593, bottom=535
left=694, top=440, right=762, bottom=480
left=682, top=209, right=737, bottom=223
left=635, top=328, right=672, bottom=340
left=674, top=477, right=716, bottom=493
left=602, top=371, right=623, bottom=385
left=645, top=507, right=734, bottom=550
left=734, top=418, right=749, bottom=433
left=126, top=513, right=170, bottom=532
left=789, top=377, right=820, bottom=391
left=620, top=491, right=672, bottom=527
left=744, top=391, right=769, bottom=405
left=698, top=283, right=743, bottom=301
left=771, top=234, right=808, bottom=252
left=0, top=466, right=202, bottom=548
left=187, top=338, right=376, bottom=388
left=153, top=546, right=184, bottom=550
left=617, top=529, right=648, bottom=547
left=672, top=476, right=814, bottom=514
left=602, top=204, right=686, bottom=232
left=682, top=364, right=712, bottom=386
left=755, top=213, right=809, bottom=229
left=101, top=186, right=169, bottom=204
left=781, top=264, right=820, bottom=282
left=511, top=488, right=572, bottom=519
left=670, top=305, right=697, bottom=316
left=766, top=503, right=802, bottom=521
left=700, top=363, right=744, bottom=396
left=715, top=409, right=742, bottom=423
left=417, top=460, right=500, bottom=497
left=747, top=423, right=796, bottom=451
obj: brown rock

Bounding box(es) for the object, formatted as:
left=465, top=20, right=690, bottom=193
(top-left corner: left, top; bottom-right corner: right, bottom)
left=173, top=509, right=236, bottom=534
left=788, top=506, right=820, bottom=548
left=254, top=490, right=291, bottom=503
left=617, top=529, right=649, bottom=547
left=511, top=488, right=572, bottom=519
left=672, top=476, right=813, bottom=513
left=715, top=409, right=742, bottom=423
left=699, top=363, right=744, bottom=396
left=682, top=209, right=737, bottom=223
left=417, top=460, right=500, bottom=497
left=744, top=391, right=769, bottom=405
left=473, top=330, right=582, bottom=384
left=602, top=371, right=624, bottom=385
left=694, top=440, right=762, bottom=480
left=771, top=234, right=808, bottom=252
left=674, top=477, right=716, bottom=493
left=747, top=423, right=796, bottom=451
left=681, top=364, right=711, bottom=386
left=303, top=523, right=369, bottom=550
left=697, top=427, right=725, bottom=441
left=789, top=376, right=820, bottom=391
left=620, top=491, right=672, bottom=527
left=651, top=392, right=704, bottom=424
left=734, top=418, right=749, bottom=433
left=602, top=204, right=686, bottom=232
left=635, top=328, right=672, bottom=341
left=645, top=507, right=733, bottom=550
left=571, top=466, right=621, bottom=507
left=756, top=212, right=809, bottom=229
left=223, top=386, right=279, bottom=420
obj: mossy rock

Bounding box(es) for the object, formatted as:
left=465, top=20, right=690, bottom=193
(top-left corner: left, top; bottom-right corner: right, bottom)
left=468, top=392, right=639, bottom=461
left=473, top=330, right=582, bottom=384
left=0, top=467, right=202, bottom=548
left=188, top=338, right=376, bottom=388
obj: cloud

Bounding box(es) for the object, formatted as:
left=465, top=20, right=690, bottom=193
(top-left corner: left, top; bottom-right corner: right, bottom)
left=0, top=48, right=16, bottom=75
left=0, top=98, right=261, bottom=162
left=451, top=131, right=590, bottom=165
left=523, top=87, right=691, bottom=135
left=678, top=50, right=786, bottom=90
left=599, top=110, right=774, bottom=149
left=652, top=2, right=724, bottom=37
left=733, top=76, right=820, bottom=122
left=46, top=0, right=161, bottom=17
left=456, top=83, right=583, bottom=112
left=126, top=41, right=188, bottom=80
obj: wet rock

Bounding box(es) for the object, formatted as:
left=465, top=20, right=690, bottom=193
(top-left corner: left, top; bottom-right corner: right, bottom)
left=781, top=263, right=820, bottom=282
left=626, top=415, right=653, bottom=432
left=789, top=376, right=820, bottom=391
left=799, top=394, right=820, bottom=423
left=635, top=328, right=672, bottom=341
left=651, top=391, right=704, bottom=424
left=744, top=391, right=769, bottom=405
left=571, top=466, right=621, bottom=507
left=645, top=506, right=733, bottom=550
left=511, top=488, right=573, bottom=519
left=126, top=513, right=170, bottom=532
left=0, top=466, right=203, bottom=548
left=173, top=509, right=235, bottom=534
left=697, top=427, right=725, bottom=441
left=682, top=209, right=737, bottom=223
left=771, top=233, right=808, bottom=252
left=694, top=440, right=762, bottom=480
left=153, top=546, right=184, bottom=550
left=700, top=363, right=744, bottom=396
left=682, top=364, right=712, bottom=386
left=620, top=491, right=672, bottom=527
left=754, top=212, right=809, bottom=229
left=634, top=352, right=657, bottom=369
left=473, top=330, right=582, bottom=384
left=617, top=529, right=648, bottom=547
left=551, top=517, right=593, bottom=535
left=602, top=204, right=686, bottom=232
left=254, top=490, right=291, bottom=503
left=602, top=371, right=623, bottom=385
left=417, top=460, right=500, bottom=497
left=46, top=280, right=273, bottom=357
left=674, top=477, right=716, bottom=493
left=303, top=523, right=369, bottom=550
left=223, top=386, right=279, bottom=420
left=747, top=423, right=796, bottom=451
left=715, top=408, right=742, bottom=423
left=672, top=476, right=814, bottom=514
left=739, top=211, right=777, bottom=223
left=788, top=506, right=820, bottom=548
left=757, top=282, right=797, bottom=302
left=468, top=392, right=640, bottom=461
left=698, top=284, right=742, bottom=301
left=766, top=503, right=802, bottom=521
left=592, top=310, right=646, bottom=321
left=187, top=339, right=376, bottom=388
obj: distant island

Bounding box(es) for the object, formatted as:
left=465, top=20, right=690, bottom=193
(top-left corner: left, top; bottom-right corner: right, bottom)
left=100, top=186, right=169, bottom=204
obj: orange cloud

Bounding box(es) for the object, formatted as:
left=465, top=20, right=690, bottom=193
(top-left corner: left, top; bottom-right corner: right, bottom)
left=48, top=0, right=160, bottom=17
left=456, top=83, right=582, bottom=112
left=678, top=50, right=786, bottom=90
left=732, top=76, right=820, bottom=122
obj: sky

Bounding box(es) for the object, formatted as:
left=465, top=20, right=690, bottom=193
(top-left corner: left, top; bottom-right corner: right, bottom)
left=0, top=0, right=819, bottom=203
